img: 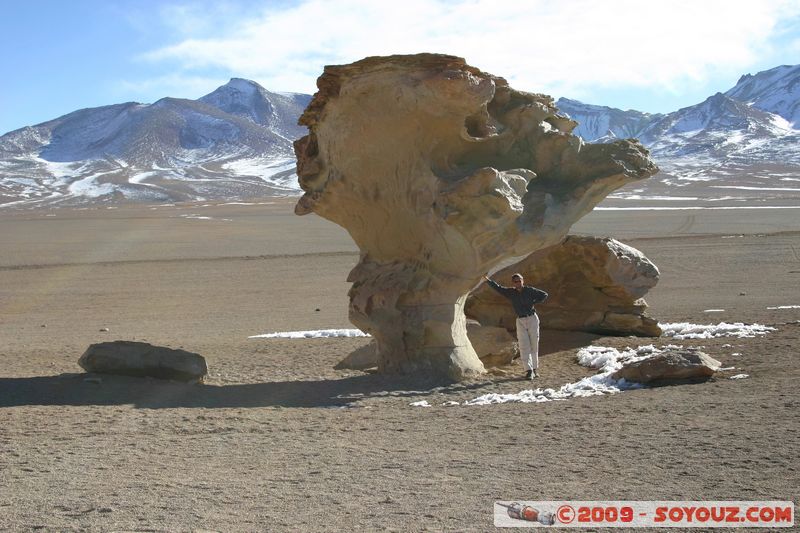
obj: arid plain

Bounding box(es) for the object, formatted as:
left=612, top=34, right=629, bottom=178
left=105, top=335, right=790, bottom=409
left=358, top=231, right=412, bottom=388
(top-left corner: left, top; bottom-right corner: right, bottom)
left=1, top=198, right=798, bottom=531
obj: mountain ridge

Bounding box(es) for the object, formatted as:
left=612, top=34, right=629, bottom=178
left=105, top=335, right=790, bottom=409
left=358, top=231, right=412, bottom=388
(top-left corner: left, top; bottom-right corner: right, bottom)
left=1, top=65, right=798, bottom=208
left=0, top=79, right=305, bottom=207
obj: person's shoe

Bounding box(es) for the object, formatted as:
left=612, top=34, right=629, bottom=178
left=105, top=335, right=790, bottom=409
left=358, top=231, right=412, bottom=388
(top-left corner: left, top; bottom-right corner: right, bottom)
left=525, top=370, right=533, bottom=380
left=532, top=369, right=540, bottom=378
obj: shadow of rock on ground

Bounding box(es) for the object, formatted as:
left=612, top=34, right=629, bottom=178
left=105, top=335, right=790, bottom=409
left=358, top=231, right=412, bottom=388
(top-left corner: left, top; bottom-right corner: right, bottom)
left=0, top=372, right=493, bottom=409
left=539, top=329, right=602, bottom=355
left=1, top=330, right=611, bottom=410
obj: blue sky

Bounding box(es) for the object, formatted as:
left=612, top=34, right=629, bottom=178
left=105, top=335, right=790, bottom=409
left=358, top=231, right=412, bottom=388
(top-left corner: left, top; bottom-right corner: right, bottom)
left=1, top=0, right=799, bottom=135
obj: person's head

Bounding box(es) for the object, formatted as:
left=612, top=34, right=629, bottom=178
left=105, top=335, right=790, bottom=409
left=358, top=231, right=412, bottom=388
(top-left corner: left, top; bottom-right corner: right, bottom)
left=511, top=273, right=524, bottom=286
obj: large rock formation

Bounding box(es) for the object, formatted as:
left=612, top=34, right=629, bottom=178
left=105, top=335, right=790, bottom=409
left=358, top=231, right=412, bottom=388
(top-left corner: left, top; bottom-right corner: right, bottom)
left=466, top=236, right=661, bottom=336
left=294, top=54, right=658, bottom=380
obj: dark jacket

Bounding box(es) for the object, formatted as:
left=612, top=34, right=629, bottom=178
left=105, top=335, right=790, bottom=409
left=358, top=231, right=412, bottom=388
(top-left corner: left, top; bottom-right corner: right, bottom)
left=486, top=279, right=548, bottom=318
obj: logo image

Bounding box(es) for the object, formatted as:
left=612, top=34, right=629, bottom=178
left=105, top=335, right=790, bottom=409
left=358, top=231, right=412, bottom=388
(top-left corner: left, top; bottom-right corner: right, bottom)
left=497, top=502, right=556, bottom=525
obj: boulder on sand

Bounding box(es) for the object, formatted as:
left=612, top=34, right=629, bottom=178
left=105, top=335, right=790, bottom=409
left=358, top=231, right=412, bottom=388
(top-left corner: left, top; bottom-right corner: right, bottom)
left=612, top=348, right=721, bottom=384
left=78, top=341, right=208, bottom=382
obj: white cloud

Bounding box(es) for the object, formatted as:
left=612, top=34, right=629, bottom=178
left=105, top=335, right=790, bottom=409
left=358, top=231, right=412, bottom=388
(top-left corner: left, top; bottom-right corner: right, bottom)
left=141, top=0, right=800, bottom=96
left=787, top=37, right=800, bottom=55
left=156, top=1, right=260, bottom=36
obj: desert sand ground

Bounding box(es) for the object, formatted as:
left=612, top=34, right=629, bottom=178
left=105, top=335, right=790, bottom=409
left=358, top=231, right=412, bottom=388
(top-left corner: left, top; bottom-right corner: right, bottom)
left=1, top=198, right=798, bottom=531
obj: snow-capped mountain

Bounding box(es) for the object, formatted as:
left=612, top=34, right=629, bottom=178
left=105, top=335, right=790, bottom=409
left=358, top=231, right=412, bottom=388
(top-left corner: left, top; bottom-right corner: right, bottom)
left=0, top=79, right=310, bottom=208
left=556, top=98, right=662, bottom=143
left=637, top=92, right=796, bottom=160
left=556, top=65, right=800, bottom=207
left=725, top=64, right=800, bottom=128
left=557, top=64, right=799, bottom=157
left=199, top=78, right=310, bottom=139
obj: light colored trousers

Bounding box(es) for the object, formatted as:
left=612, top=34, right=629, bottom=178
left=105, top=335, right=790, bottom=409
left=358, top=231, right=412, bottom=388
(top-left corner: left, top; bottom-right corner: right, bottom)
left=516, top=313, right=540, bottom=370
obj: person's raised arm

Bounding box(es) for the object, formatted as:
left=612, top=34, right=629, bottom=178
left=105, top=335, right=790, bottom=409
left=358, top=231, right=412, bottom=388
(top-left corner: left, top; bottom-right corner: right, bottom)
left=484, top=275, right=513, bottom=296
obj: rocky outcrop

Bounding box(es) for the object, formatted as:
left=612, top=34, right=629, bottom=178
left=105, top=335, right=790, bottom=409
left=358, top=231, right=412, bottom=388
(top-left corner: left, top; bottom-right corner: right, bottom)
left=295, top=53, right=657, bottom=380
left=612, top=348, right=721, bottom=384
left=78, top=341, right=208, bottom=382
left=466, top=236, right=661, bottom=336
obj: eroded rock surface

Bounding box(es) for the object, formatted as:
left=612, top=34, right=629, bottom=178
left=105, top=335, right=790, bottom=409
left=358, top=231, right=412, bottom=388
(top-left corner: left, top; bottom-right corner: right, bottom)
left=466, top=236, right=661, bottom=336
left=295, top=54, right=657, bottom=380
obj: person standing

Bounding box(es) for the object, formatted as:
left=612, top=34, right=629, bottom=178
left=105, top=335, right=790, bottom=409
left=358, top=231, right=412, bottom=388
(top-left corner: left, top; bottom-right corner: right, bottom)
left=483, top=273, right=548, bottom=379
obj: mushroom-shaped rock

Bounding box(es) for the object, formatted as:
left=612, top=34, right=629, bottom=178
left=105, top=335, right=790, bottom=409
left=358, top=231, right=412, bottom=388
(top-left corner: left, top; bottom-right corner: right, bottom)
left=466, top=235, right=661, bottom=336
left=295, top=54, right=658, bottom=380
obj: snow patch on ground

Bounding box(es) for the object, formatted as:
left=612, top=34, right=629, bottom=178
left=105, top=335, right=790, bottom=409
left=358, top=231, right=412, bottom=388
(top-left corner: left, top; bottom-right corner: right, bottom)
left=606, top=194, right=701, bottom=201
left=457, top=345, right=689, bottom=406
left=67, top=175, right=119, bottom=198
left=710, top=185, right=800, bottom=192
left=39, top=159, right=86, bottom=179
left=221, top=157, right=300, bottom=191
left=129, top=171, right=162, bottom=186
left=178, top=214, right=231, bottom=221
left=249, top=329, right=370, bottom=339
left=660, top=322, right=776, bottom=339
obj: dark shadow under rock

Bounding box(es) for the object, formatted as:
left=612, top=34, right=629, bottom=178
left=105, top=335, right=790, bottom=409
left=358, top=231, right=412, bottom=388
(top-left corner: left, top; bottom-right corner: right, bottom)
left=539, top=329, right=602, bottom=356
